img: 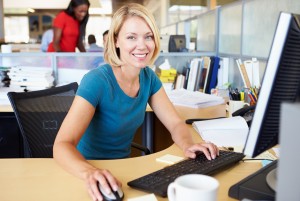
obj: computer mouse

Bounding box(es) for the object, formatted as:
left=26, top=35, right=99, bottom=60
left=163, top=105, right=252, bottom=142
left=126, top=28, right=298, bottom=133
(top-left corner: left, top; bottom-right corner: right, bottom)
left=98, top=182, right=124, bottom=201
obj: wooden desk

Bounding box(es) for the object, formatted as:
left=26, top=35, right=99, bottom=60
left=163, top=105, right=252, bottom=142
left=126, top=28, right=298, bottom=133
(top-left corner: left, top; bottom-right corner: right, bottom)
left=0, top=105, right=263, bottom=201
left=0, top=104, right=13, bottom=112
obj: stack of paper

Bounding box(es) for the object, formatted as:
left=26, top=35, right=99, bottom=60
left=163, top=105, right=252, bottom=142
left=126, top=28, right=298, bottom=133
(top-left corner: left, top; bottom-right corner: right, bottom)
left=166, top=89, right=224, bottom=108
left=8, top=66, right=54, bottom=91
left=192, top=116, right=249, bottom=146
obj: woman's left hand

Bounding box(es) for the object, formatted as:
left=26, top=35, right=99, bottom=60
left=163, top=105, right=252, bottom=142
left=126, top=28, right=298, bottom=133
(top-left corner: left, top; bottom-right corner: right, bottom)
left=183, top=142, right=219, bottom=160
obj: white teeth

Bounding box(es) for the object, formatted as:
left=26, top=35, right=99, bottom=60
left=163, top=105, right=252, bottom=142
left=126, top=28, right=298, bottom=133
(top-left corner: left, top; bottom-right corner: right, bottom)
left=134, top=54, right=147, bottom=58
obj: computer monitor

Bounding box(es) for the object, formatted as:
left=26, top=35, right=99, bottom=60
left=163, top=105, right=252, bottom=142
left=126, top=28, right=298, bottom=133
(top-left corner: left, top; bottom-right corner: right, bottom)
left=231, top=12, right=300, bottom=199
left=168, top=35, right=187, bottom=52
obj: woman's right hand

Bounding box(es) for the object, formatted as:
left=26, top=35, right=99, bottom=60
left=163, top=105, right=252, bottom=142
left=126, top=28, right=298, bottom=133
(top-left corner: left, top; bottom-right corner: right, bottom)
left=85, top=168, right=122, bottom=201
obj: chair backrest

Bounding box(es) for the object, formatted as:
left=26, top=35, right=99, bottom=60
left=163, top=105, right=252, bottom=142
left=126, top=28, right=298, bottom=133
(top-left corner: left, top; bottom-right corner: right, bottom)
left=7, top=82, right=78, bottom=158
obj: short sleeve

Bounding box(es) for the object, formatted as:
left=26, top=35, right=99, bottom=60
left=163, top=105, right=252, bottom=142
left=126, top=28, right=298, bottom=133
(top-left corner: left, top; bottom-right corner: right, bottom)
left=53, top=12, right=66, bottom=29
left=76, top=69, right=104, bottom=108
left=147, top=67, right=162, bottom=96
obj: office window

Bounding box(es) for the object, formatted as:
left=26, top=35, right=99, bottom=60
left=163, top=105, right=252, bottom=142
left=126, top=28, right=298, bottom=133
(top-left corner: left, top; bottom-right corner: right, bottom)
left=196, top=10, right=217, bottom=52
left=219, top=2, right=242, bottom=55
left=243, top=0, right=300, bottom=57
left=4, top=16, right=29, bottom=43
left=168, top=5, right=207, bottom=24
left=160, top=24, right=177, bottom=35
left=85, top=16, right=111, bottom=47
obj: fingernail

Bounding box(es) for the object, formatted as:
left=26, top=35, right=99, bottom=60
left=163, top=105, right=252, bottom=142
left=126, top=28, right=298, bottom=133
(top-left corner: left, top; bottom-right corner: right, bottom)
left=113, top=185, right=118, bottom=192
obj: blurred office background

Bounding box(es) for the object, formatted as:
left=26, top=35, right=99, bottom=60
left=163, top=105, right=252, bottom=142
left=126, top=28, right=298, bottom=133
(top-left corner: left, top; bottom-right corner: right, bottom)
left=0, top=0, right=237, bottom=51
left=1, top=0, right=300, bottom=54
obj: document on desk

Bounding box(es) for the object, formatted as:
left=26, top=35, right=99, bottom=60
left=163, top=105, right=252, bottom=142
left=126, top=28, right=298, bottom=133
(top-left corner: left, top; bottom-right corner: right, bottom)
left=192, top=116, right=249, bottom=146
left=166, top=89, right=224, bottom=108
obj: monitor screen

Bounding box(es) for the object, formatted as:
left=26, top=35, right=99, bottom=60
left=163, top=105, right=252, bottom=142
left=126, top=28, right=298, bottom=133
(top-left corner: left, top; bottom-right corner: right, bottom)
left=243, top=12, right=300, bottom=158
left=168, top=35, right=186, bottom=52
left=231, top=12, right=300, bottom=199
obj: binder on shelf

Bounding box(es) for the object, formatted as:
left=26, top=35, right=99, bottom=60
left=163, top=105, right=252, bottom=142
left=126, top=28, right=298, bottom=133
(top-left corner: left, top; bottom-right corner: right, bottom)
left=174, top=74, right=185, bottom=90
left=236, top=59, right=251, bottom=88
left=203, top=56, right=216, bottom=94
left=199, top=56, right=211, bottom=93
left=194, top=58, right=205, bottom=91
left=244, top=60, right=253, bottom=86
left=187, top=58, right=202, bottom=91
left=242, top=58, right=260, bottom=88
left=217, top=57, right=229, bottom=88
left=252, top=58, right=261, bottom=88
left=182, top=66, right=190, bottom=89
left=207, top=56, right=220, bottom=94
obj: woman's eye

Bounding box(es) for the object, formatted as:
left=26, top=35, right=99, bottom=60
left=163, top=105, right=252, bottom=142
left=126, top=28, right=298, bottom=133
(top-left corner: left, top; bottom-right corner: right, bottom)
left=127, top=36, right=135, bottom=40
left=146, top=36, right=153, bottom=40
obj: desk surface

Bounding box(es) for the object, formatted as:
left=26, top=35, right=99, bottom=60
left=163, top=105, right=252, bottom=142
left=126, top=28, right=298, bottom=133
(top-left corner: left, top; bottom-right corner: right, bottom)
left=0, top=105, right=263, bottom=201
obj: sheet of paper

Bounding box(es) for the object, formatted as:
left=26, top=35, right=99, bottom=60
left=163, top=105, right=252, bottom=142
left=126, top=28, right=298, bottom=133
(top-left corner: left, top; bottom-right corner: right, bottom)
left=193, top=116, right=248, bottom=131
left=192, top=116, right=249, bottom=146
left=200, top=129, right=248, bottom=146
left=156, top=154, right=184, bottom=164
left=128, top=193, right=158, bottom=201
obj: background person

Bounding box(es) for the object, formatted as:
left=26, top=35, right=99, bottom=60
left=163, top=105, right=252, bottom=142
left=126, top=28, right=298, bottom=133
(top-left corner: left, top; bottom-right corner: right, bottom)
left=102, top=29, right=108, bottom=49
left=40, top=29, right=53, bottom=52
left=87, top=34, right=103, bottom=52
left=47, top=0, right=90, bottom=52
left=53, top=3, right=219, bottom=201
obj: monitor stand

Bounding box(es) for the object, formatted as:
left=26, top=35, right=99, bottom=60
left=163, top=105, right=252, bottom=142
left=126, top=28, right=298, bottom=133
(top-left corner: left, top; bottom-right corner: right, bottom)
left=228, top=160, right=276, bottom=200
left=266, top=168, right=277, bottom=191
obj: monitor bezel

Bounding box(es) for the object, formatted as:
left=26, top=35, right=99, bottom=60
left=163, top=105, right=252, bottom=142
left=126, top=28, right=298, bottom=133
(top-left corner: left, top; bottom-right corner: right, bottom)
left=243, top=12, right=296, bottom=158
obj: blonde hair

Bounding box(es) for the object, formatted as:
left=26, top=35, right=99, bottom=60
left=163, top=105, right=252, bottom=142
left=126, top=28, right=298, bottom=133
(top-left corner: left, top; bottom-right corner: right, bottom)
left=104, top=3, right=161, bottom=67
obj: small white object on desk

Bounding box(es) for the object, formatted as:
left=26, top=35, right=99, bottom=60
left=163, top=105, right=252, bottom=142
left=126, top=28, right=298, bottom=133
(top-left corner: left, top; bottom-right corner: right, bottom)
left=127, top=193, right=158, bottom=201
left=156, top=154, right=184, bottom=164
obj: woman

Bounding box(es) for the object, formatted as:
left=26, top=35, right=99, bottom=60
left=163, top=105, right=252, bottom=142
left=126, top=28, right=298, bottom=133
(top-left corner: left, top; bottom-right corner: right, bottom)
left=47, top=0, right=90, bottom=52
left=53, top=3, right=219, bottom=201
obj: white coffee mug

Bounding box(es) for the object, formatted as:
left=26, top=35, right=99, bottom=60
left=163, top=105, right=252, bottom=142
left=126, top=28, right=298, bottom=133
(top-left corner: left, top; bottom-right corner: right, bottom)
left=228, top=100, right=249, bottom=117
left=167, top=174, right=219, bottom=201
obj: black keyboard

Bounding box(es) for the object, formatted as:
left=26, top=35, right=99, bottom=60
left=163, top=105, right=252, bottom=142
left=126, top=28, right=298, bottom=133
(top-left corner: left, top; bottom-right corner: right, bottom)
left=127, top=150, right=245, bottom=197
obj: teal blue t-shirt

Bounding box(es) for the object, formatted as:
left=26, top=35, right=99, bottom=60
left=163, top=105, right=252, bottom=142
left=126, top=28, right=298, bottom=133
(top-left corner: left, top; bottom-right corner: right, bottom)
left=76, top=64, right=162, bottom=159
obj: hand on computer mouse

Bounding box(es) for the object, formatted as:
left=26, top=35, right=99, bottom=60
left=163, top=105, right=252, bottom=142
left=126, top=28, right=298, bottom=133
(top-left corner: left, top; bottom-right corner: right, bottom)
left=98, top=182, right=124, bottom=201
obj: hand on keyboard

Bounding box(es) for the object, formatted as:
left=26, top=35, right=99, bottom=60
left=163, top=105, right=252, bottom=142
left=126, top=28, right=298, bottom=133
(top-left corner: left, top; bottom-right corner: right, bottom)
left=128, top=150, right=245, bottom=197
left=184, top=142, right=219, bottom=160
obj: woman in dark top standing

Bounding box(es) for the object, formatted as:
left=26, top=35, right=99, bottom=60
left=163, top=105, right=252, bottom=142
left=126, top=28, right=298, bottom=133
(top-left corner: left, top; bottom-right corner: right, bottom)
left=47, top=0, right=90, bottom=52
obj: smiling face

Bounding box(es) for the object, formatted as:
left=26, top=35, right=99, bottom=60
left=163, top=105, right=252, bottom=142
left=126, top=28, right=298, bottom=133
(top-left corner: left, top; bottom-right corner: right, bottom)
left=115, top=16, right=155, bottom=69
left=74, top=4, right=89, bottom=21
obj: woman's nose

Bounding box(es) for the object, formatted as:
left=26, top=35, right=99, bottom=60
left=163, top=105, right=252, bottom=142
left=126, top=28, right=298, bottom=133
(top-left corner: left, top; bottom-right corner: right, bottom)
left=136, top=38, right=146, bottom=49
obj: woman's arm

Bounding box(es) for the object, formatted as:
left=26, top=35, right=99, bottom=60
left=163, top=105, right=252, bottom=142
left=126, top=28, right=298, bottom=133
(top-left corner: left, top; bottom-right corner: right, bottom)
left=53, top=96, right=120, bottom=200
left=52, top=27, right=62, bottom=52
left=148, top=88, right=219, bottom=160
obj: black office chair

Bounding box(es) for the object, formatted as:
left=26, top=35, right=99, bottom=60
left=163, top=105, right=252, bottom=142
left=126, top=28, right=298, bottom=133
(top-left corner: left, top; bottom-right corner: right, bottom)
left=131, top=141, right=151, bottom=155
left=7, top=82, right=78, bottom=158
left=7, top=82, right=150, bottom=158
